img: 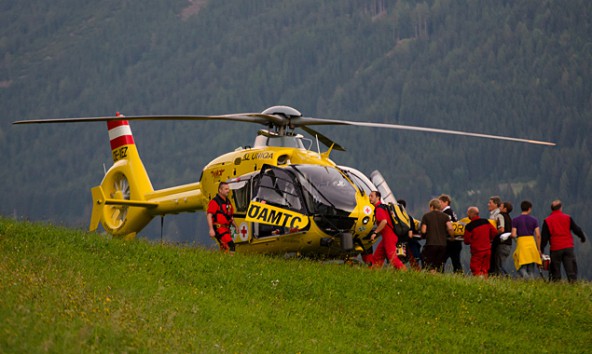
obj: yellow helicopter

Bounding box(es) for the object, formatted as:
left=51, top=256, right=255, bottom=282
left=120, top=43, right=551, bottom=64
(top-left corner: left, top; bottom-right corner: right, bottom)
left=13, top=105, right=555, bottom=258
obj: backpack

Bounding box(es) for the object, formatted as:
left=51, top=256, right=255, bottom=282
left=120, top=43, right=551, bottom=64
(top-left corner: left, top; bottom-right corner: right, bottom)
left=376, top=202, right=411, bottom=241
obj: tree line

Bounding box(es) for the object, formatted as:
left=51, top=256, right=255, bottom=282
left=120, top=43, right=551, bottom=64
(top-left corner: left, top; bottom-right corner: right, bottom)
left=1, top=0, right=590, bottom=276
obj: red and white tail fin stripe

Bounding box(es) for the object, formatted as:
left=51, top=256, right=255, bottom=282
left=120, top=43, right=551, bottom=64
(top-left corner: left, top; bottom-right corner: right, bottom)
left=107, top=113, right=135, bottom=151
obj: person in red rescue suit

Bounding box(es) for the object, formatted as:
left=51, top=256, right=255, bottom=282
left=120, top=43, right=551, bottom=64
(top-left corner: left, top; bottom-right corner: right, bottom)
left=367, top=191, right=407, bottom=270
left=541, top=200, right=587, bottom=282
left=463, top=206, right=498, bottom=277
left=207, top=182, right=238, bottom=253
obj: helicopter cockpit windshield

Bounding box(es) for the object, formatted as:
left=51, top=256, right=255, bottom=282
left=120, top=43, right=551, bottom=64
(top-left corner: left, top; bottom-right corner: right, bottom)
left=290, top=165, right=357, bottom=215
left=253, top=165, right=357, bottom=216
left=338, top=166, right=376, bottom=196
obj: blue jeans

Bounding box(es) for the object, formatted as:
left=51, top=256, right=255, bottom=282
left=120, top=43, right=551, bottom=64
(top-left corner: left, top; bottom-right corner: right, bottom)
left=518, top=263, right=536, bottom=279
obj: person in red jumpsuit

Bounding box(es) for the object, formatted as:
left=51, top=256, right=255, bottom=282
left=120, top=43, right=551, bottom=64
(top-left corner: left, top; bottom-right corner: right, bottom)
left=368, top=191, right=407, bottom=270
left=463, top=206, right=497, bottom=277
left=207, top=182, right=238, bottom=253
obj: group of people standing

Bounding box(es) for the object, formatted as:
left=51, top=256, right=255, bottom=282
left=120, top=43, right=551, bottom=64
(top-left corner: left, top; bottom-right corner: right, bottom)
left=207, top=181, right=586, bottom=282
left=369, top=192, right=587, bottom=282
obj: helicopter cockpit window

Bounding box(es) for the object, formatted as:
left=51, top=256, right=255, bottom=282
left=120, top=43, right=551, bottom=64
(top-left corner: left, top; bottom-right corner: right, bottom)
left=339, top=166, right=375, bottom=196
left=228, top=179, right=250, bottom=213
left=254, top=168, right=302, bottom=212
left=291, top=165, right=357, bottom=215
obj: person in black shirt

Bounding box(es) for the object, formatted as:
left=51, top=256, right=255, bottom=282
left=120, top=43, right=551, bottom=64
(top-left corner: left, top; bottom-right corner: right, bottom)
left=421, top=198, right=454, bottom=272
left=439, top=194, right=463, bottom=273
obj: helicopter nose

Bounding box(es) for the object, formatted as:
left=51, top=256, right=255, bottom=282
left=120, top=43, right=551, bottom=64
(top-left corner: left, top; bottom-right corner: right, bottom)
left=351, top=202, right=373, bottom=234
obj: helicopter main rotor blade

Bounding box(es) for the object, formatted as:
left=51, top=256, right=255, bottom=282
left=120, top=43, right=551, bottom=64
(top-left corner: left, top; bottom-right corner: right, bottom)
left=12, top=105, right=556, bottom=147
left=300, top=126, right=346, bottom=151
left=12, top=113, right=284, bottom=126
left=291, top=117, right=556, bottom=146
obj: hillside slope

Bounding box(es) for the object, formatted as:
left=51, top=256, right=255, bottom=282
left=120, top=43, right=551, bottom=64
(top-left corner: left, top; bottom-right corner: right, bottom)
left=1, top=218, right=591, bottom=352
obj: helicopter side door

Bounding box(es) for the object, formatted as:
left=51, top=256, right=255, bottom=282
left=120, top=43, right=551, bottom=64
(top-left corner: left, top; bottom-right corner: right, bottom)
left=250, top=165, right=308, bottom=238
left=227, top=176, right=255, bottom=243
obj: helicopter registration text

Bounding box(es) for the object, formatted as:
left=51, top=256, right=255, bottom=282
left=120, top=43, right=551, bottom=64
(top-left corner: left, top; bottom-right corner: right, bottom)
left=246, top=201, right=309, bottom=229
left=112, top=146, right=128, bottom=161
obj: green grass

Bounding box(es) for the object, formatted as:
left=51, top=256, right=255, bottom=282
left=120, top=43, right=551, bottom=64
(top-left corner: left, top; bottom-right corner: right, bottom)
left=1, top=218, right=591, bottom=353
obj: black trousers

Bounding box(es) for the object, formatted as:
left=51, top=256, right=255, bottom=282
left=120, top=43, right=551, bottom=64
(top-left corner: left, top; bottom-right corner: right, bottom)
left=490, top=243, right=512, bottom=275
left=550, top=247, right=578, bottom=282
left=444, top=240, right=463, bottom=273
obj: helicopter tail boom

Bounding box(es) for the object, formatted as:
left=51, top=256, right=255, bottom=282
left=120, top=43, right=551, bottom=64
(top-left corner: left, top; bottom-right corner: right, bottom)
left=144, top=182, right=206, bottom=214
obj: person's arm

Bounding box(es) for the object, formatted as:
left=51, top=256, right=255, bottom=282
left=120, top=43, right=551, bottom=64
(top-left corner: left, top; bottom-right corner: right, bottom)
left=420, top=223, right=427, bottom=239
left=570, top=218, right=586, bottom=243
left=446, top=220, right=454, bottom=239
left=230, top=208, right=238, bottom=229
left=371, top=219, right=388, bottom=241
left=207, top=213, right=216, bottom=238
left=541, top=220, right=550, bottom=251
left=229, top=202, right=239, bottom=230
left=534, top=226, right=541, bottom=253
left=490, top=224, right=498, bottom=241
left=463, top=228, right=472, bottom=245
left=511, top=227, right=517, bottom=239
left=497, top=215, right=505, bottom=233
left=408, top=216, right=416, bottom=238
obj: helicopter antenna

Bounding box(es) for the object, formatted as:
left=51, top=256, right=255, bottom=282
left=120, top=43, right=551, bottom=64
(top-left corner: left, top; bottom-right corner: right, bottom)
left=315, top=134, right=321, bottom=158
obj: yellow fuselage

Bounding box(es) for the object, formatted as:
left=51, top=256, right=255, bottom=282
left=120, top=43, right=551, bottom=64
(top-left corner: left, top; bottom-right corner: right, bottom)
left=91, top=140, right=376, bottom=256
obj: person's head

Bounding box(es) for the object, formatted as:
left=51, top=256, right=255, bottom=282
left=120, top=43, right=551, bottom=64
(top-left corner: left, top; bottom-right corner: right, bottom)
left=520, top=200, right=533, bottom=213
left=369, top=191, right=381, bottom=205
left=551, top=199, right=562, bottom=211
left=438, top=194, right=452, bottom=207
left=218, top=182, right=230, bottom=198
left=429, top=198, right=442, bottom=211
left=488, top=196, right=501, bottom=211
left=501, top=201, right=513, bottom=214
left=398, top=199, right=407, bottom=208
left=467, top=206, right=479, bottom=219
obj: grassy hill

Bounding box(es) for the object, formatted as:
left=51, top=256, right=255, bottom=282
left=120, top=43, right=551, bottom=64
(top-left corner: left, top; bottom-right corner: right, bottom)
left=1, top=218, right=590, bottom=353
